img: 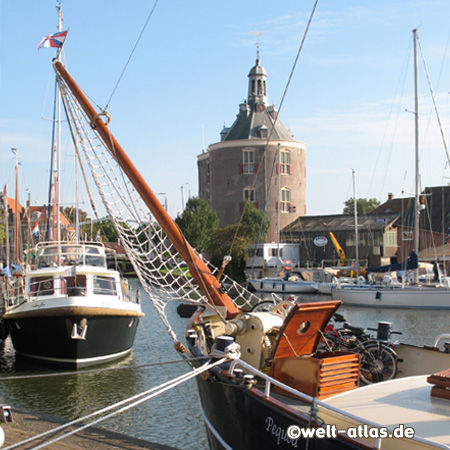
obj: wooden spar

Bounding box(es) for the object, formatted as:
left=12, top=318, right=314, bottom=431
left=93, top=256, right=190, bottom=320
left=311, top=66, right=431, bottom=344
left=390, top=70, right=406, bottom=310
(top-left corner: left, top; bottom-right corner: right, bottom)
left=53, top=60, right=239, bottom=319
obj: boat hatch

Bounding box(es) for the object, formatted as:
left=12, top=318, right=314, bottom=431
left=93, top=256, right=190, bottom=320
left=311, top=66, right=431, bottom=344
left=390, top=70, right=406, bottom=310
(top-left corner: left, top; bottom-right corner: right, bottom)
left=271, top=300, right=342, bottom=358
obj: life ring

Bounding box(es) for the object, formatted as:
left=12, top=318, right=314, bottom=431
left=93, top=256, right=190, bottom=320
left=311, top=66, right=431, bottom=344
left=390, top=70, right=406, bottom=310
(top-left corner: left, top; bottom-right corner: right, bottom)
left=288, top=276, right=298, bottom=282
left=357, top=276, right=366, bottom=284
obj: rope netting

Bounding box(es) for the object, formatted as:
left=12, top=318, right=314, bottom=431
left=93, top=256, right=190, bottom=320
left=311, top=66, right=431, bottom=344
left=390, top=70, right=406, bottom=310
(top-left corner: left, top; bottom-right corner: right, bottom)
left=55, top=69, right=260, bottom=340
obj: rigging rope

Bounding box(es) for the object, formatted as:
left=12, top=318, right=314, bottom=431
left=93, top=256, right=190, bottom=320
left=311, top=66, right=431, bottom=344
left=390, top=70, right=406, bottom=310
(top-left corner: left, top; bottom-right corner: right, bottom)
left=417, top=34, right=450, bottom=168
left=228, top=0, right=319, bottom=256
left=3, top=357, right=228, bottom=450
left=104, top=0, right=160, bottom=111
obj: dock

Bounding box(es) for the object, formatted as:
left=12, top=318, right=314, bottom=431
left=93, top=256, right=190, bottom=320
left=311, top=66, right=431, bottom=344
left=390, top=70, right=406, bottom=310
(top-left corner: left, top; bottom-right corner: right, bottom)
left=1, top=406, right=181, bottom=450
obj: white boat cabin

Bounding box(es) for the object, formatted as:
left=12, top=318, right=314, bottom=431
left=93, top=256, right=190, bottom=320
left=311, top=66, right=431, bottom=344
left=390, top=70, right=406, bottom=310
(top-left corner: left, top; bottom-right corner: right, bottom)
left=23, top=242, right=126, bottom=302
left=246, top=243, right=300, bottom=278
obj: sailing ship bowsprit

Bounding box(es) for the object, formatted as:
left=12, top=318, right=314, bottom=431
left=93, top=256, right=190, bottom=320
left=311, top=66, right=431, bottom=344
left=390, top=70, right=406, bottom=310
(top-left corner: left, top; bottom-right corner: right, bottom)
left=48, top=43, right=450, bottom=449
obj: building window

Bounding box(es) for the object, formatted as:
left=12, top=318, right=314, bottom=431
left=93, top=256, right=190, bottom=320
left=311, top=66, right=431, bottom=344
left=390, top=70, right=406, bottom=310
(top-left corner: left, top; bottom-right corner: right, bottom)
left=384, top=230, right=398, bottom=248
left=280, top=188, right=291, bottom=212
left=242, top=149, right=255, bottom=174
left=280, top=150, right=291, bottom=174
left=243, top=187, right=255, bottom=203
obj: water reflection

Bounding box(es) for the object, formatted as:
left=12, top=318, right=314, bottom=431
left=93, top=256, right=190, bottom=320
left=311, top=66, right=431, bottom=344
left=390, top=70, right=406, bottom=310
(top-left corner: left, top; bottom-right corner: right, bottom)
left=0, top=279, right=208, bottom=449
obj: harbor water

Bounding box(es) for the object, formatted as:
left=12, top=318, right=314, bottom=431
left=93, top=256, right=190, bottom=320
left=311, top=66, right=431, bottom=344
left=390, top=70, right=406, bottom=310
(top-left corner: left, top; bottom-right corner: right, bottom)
left=1, top=280, right=450, bottom=449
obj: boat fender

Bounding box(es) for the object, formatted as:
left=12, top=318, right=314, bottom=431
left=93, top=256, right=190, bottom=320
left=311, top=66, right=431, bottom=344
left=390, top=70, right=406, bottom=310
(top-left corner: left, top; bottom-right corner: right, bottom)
left=0, top=426, right=4, bottom=447
left=332, top=276, right=339, bottom=288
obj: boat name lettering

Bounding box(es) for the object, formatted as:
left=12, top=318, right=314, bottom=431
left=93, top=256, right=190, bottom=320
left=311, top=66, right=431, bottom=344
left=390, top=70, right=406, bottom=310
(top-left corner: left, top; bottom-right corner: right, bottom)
left=265, top=417, right=298, bottom=447
left=31, top=302, right=46, bottom=309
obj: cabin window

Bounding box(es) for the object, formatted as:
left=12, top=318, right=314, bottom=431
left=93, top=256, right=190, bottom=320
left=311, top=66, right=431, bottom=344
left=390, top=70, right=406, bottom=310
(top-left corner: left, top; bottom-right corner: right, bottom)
left=280, top=188, right=291, bottom=212
left=243, top=187, right=255, bottom=203
left=62, top=276, right=87, bottom=296
left=30, top=277, right=54, bottom=296
left=93, top=276, right=117, bottom=296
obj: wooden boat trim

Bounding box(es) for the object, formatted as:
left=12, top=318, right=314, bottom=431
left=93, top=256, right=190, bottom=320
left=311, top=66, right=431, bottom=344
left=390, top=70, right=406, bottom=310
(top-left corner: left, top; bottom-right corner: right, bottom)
left=3, top=306, right=145, bottom=319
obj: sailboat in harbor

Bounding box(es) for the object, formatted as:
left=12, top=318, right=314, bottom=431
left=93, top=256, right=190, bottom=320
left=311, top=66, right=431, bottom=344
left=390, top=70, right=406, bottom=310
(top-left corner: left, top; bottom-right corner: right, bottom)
left=45, top=18, right=450, bottom=447
left=332, top=29, right=450, bottom=309
left=1, top=4, right=143, bottom=367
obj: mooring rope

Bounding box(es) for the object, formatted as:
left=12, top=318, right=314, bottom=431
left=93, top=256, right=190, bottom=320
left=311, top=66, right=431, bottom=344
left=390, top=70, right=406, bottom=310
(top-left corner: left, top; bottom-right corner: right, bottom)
left=3, top=357, right=227, bottom=450
left=0, top=356, right=207, bottom=382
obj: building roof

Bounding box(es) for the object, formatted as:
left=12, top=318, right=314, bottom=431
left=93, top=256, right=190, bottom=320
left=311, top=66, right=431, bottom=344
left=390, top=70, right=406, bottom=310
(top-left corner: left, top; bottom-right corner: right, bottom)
left=281, top=212, right=400, bottom=236
left=5, top=197, right=24, bottom=215
left=221, top=58, right=294, bottom=142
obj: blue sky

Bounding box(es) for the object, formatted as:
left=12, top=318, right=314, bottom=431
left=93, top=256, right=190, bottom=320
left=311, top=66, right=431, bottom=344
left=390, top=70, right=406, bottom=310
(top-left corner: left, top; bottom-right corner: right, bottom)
left=1, top=0, right=450, bottom=219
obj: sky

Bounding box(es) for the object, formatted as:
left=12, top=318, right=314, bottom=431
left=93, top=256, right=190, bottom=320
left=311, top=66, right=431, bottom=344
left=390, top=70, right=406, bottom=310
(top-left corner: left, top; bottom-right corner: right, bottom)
left=1, top=0, right=450, bottom=220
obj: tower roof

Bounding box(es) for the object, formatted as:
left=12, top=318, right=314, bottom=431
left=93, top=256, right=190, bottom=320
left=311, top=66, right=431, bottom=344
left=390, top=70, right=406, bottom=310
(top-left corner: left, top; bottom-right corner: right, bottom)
left=221, top=58, right=293, bottom=142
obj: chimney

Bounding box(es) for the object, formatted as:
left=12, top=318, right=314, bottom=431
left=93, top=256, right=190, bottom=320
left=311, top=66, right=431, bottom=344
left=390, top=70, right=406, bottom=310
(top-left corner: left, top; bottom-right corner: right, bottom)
left=388, top=193, right=394, bottom=201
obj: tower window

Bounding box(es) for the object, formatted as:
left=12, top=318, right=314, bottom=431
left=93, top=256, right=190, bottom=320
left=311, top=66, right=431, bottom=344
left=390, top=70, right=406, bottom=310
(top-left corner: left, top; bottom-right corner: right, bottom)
left=242, top=150, right=255, bottom=174
left=280, top=150, right=291, bottom=174
left=257, top=80, right=262, bottom=95
left=243, top=187, right=255, bottom=203
left=280, top=188, right=291, bottom=212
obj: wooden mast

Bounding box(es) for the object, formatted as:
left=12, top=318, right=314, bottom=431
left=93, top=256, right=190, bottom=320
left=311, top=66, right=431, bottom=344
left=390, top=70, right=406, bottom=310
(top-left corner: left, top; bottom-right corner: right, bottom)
left=53, top=60, right=240, bottom=319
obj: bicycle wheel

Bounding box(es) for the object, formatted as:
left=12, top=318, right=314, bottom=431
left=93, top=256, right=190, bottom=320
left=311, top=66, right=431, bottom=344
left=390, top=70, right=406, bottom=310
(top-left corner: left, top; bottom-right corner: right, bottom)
left=359, top=341, right=398, bottom=384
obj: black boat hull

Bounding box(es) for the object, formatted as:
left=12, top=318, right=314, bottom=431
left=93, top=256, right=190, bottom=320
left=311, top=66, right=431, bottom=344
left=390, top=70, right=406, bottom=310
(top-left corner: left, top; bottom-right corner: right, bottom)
left=6, top=314, right=140, bottom=368
left=196, top=366, right=367, bottom=450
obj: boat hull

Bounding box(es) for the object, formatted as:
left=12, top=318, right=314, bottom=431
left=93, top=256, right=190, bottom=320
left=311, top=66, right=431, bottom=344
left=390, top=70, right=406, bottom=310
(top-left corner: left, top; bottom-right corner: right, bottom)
left=249, top=279, right=318, bottom=293
left=196, top=367, right=366, bottom=450
left=331, top=285, right=450, bottom=309
left=4, top=300, right=142, bottom=367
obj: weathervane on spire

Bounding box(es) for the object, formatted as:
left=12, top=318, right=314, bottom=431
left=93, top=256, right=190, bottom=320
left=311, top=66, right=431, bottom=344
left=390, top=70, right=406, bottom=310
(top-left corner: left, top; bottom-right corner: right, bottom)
left=254, top=29, right=261, bottom=63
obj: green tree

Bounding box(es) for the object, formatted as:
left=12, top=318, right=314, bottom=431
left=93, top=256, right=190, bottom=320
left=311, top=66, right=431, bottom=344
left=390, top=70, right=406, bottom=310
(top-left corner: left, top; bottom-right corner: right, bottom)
left=92, top=218, right=119, bottom=242
left=207, top=202, right=271, bottom=280
left=207, top=224, right=249, bottom=280
left=343, top=198, right=380, bottom=215
left=175, top=197, right=219, bottom=252
left=240, top=201, right=271, bottom=242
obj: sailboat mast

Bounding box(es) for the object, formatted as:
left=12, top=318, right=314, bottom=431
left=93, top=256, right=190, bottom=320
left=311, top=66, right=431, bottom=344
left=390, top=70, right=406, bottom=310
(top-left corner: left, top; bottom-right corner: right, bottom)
left=352, top=169, right=359, bottom=276
left=413, top=28, right=420, bottom=282
left=55, top=2, right=63, bottom=242
left=13, top=148, right=19, bottom=264
left=276, top=143, right=281, bottom=259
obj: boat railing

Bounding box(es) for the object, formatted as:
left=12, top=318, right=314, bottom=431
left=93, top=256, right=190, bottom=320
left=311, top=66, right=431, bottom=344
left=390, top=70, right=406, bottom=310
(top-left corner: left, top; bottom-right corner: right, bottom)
left=227, top=358, right=449, bottom=450
left=10, top=275, right=140, bottom=305
left=35, top=242, right=107, bottom=269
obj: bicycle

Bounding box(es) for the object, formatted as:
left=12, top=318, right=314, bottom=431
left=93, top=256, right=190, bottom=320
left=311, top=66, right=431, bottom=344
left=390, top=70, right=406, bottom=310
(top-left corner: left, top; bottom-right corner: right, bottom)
left=320, top=315, right=401, bottom=384
left=251, top=297, right=400, bottom=385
